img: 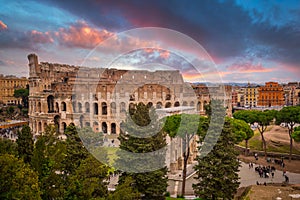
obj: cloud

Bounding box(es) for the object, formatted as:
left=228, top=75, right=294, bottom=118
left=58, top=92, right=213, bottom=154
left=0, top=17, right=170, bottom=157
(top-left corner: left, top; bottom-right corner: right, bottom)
left=0, top=20, right=8, bottom=30
left=28, top=30, right=54, bottom=44
left=226, top=61, right=274, bottom=73
left=55, top=20, right=114, bottom=49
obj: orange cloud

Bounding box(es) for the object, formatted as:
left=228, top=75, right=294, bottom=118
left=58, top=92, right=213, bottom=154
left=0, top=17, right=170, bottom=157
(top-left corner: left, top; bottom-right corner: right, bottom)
left=29, top=30, right=54, bottom=44
left=56, top=20, right=114, bottom=49
left=143, top=48, right=170, bottom=59
left=0, top=20, right=8, bottom=30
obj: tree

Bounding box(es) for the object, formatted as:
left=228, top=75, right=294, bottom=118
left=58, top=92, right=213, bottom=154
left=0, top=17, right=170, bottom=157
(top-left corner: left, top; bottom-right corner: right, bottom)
left=233, top=110, right=274, bottom=158
left=228, top=117, right=254, bottom=155
left=292, top=126, right=300, bottom=142
left=0, top=154, right=41, bottom=199
left=63, top=124, right=89, bottom=176
left=107, top=177, right=140, bottom=200
left=115, top=103, right=168, bottom=200
left=14, top=87, right=29, bottom=108
left=193, top=118, right=240, bottom=199
left=16, top=125, right=34, bottom=163
left=7, top=106, right=15, bottom=118
left=276, top=106, right=300, bottom=162
left=65, top=155, right=109, bottom=200
left=31, top=125, right=66, bottom=199
left=0, top=138, right=18, bottom=156
left=164, top=114, right=208, bottom=196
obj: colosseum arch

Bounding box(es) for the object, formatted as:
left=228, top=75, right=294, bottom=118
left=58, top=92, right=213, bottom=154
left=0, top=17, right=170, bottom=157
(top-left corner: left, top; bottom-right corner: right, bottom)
left=93, top=103, right=98, bottom=115
left=120, top=102, right=126, bottom=113
left=62, top=122, right=67, bottom=132
left=111, top=123, right=116, bottom=134
left=174, top=101, right=180, bottom=107
left=38, top=122, right=42, bottom=133
left=147, top=102, right=153, bottom=108
left=85, top=102, right=90, bottom=113
left=156, top=101, right=162, bottom=109
left=190, top=101, right=195, bottom=107
left=47, top=95, right=54, bottom=113
left=165, top=102, right=171, bottom=108
left=78, top=102, right=82, bottom=113
left=102, top=122, right=107, bottom=134
left=54, top=115, right=60, bottom=133
left=110, top=102, right=116, bottom=114
left=93, top=121, right=99, bottom=132
left=197, top=101, right=201, bottom=111
left=61, top=102, right=66, bottom=111
left=55, top=102, right=59, bottom=113
left=183, top=101, right=188, bottom=106
left=79, top=115, right=84, bottom=128
left=101, top=102, right=107, bottom=115
left=37, top=102, right=41, bottom=113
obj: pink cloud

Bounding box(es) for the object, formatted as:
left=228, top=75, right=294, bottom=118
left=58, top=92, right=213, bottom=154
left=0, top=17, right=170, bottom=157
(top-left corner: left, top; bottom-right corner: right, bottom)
left=55, top=20, right=114, bottom=49
left=227, top=62, right=274, bottom=73
left=0, top=20, right=8, bottom=30
left=28, top=30, right=54, bottom=44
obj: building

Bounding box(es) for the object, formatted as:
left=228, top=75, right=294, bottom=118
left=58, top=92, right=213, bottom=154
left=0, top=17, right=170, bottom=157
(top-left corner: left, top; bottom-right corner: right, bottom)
left=27, top=54, right=198, bottom=135
left=244, top=83, right=259, bottom=107
left=192, top=83, right=232, bottom=116
left=258, top=82, right=284, bottom=107
left=0, top=74, right=28, bottom=105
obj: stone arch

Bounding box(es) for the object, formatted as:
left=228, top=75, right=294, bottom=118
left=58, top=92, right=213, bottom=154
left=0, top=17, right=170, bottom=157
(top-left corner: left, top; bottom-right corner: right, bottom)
left=72, top=101, right=76, bottom=113
left=85, top=122, right=90, bottom=127
left=37, top=102, right=41, bottom=113
left=93, top=103, right=98, bottom=115
left=79, top=115, right=84, bottom=128
left=120, top=102, right=126, bottom=113
left=190, top=101, right=195, bottom=107
left=43, top=122, right=47, bottom=131
left=38, top=121, right=42, bottom=133
left=174, top=101, right=180, bottom=107
left=183, top=101, right=188, bottom=106
left=147, top=102, right=153, bottom=108
left=129, top=103, right=135, bottom=111
left=197, top=101, right=201, bottom=111
left=156, top=102, right=162, bottom=109
left=110, top=102, right=116, bottom=114
left=101, top=102, right=107, bottom=115
left=93, top=121, right=99, bottom=132
left=55, top=102, right=59, bottom=113
left=54, top=115, right=60, bottom=133
left=85, top=102, right=90, bottom=113
left=111, top=123, right=116, bottom=134
left=47, top=95, right=54, bottom=113
left=165, top=102, right=171, bottom=108
left=78, top=102, right=82, bottom=113
left=102, top=122, right=107, bottom=134
left=62, top=122, right=67, bottom=132
left=61, top=102, right=66, bottom=111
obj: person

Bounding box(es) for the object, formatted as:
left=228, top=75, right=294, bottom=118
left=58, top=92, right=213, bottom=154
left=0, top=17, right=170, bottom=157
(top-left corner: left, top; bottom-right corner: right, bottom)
left=256, top=181, right=260, bottom=185
left=254, top=153, right=258, bottom=160
left=271, top=172, right=274, bottom=179
left=285, top=175, right=289, bottom=183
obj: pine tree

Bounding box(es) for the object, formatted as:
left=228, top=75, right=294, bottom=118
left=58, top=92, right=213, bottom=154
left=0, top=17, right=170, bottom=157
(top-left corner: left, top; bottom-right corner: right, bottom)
left=193, top=100, right=240, bottom=199
left=115, top=103, right=168, bottom=200
left=16, top=125, right=34, bottom=163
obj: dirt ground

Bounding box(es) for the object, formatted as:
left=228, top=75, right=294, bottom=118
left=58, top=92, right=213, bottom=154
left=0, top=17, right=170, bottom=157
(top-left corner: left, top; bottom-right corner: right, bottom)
left=264, top=125, right=300, bottom=150
left=246, top=185, right=300, bottom=200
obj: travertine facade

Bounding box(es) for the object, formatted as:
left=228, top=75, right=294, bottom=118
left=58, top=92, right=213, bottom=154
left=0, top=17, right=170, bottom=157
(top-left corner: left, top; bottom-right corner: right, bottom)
left=0, top=74, right=28, bottom=105
left=28, top=54, right=198, bottom=135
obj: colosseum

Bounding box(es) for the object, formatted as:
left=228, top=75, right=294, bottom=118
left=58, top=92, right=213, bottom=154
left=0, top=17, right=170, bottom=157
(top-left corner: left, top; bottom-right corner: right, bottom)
left=28, top=54, right=202, bottom=136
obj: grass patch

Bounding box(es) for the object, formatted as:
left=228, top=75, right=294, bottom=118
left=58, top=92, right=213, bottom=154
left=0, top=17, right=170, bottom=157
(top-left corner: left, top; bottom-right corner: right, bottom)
left=238, top=130, right=300, bottom=155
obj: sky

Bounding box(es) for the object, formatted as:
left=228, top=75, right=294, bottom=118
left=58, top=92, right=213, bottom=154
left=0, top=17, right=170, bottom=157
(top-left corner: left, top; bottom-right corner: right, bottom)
left=0, top=0, right=299, bottom=83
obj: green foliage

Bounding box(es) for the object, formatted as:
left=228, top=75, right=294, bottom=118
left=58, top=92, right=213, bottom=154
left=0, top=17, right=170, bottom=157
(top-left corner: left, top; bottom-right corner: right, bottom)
left=276, top=106, right=300, bottom=160
left=0, top=154, right=41, bottom=199
left=65, top=155, right=109, bottom=200
left=227, top=117, right=254, bottom=143
left=193, top=119, right=240, bottom=199
left=63, top=124, right=89, bottom=175
left=14, top=88, right=29, bottom=108
left=7, top=106, right=14, bottom=116
left=16, top=125, right=33, bottom=163
left=293, top=126, right=300, bottom=142
left=115, top=102, right=168, bottom=200
left=0, top=138, right=17, bottom=156
left=31, top=125, right=66, bottom=199
left=107, top=177, right=141, bottom=200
